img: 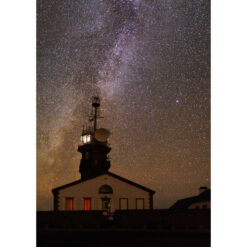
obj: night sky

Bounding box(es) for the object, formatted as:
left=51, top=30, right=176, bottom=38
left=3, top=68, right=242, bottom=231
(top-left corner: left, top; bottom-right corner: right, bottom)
left=37, top=0, right=210, bottom=210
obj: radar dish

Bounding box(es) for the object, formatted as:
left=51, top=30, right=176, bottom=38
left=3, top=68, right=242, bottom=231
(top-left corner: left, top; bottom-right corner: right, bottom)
left=94, top=128, right=110, bottom=142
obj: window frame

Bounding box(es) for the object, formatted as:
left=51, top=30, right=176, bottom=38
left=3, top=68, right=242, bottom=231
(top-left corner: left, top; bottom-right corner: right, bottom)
left=65, top=197, right=73, bottom=211
left=136, top=198, right=144, bottom=210
left=83, top=198, right=91, bottom=211
left=101, top=198, right=111, bottom=211
left=99, top=184, right=113, bottom=194
left=119, top=198, right=128, bottom=210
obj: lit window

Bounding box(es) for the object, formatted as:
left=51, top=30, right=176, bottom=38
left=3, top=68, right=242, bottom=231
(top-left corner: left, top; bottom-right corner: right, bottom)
left=84, top=199, right=91, bottom=210
left=66, top=198, right=73, bottom=211
left=81, top=135, right=91, bottom=144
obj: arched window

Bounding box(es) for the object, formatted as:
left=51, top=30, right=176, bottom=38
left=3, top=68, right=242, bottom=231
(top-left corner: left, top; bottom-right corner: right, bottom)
left=99, top=185, right=113, bottom=194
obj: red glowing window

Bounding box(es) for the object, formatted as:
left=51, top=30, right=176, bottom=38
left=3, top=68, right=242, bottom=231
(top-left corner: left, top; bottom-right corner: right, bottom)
left=66, top=198, right=73, bottom=211
left=84, top=199, right=91, bottom=210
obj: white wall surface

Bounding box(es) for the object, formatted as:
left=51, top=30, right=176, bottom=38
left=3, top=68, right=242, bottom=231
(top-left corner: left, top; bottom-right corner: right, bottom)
left=57, top=174, right=151, bottom=211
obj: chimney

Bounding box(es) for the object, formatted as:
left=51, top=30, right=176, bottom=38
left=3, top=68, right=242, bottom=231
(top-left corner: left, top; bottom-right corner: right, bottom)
left=199, top=186, right=208, bottom=194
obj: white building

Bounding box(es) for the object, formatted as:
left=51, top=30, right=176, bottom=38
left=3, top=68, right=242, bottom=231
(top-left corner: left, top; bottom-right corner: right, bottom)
left=52, top=172, right=154, bottom=212
left=52, top=97, right=155, bottom=212
left=170, top=187, right=210, bottom=210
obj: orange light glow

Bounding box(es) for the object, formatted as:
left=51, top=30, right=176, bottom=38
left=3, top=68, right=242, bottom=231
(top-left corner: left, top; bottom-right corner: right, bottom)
left=66, top=198, right=73, bottom=210
left=84, top=199, right=91, bottom=210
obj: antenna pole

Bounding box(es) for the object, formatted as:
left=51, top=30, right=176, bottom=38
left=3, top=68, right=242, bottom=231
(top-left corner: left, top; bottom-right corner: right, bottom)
left=94, top=106, right=97, bottom=131
left=92, top=97, right=100, bottom=132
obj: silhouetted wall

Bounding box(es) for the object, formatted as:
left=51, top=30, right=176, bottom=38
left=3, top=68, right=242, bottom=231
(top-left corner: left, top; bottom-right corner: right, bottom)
left=37, top=210, right=210, bottom=247
left=37, top=209, right=210, bottom=232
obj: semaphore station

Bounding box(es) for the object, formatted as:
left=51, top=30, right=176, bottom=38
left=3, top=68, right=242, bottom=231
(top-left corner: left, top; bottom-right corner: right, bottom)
left=52, top=97, right=155, bottom=212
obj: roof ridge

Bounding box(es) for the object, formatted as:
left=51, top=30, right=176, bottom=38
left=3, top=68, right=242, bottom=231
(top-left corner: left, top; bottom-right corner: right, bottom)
left=106, top=172, right=155, bottom=193
left=52, top=172, right=155, bottom=194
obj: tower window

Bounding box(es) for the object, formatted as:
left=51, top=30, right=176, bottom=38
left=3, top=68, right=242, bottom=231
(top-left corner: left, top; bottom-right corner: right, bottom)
left=66, top=198, right=73, bottom=211
left=85, top=152, right=89, bottom=159
left=84, top=198, right=91, bottom=210
left=99, top=185, right=113, bottom=194
left=81, top=134, right=91, bottom=144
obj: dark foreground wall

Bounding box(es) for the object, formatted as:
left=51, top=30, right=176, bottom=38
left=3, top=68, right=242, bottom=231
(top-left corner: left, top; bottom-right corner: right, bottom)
left=37, top=209, right=210, bottom=247
left=38, top=230, right=210, bottom=247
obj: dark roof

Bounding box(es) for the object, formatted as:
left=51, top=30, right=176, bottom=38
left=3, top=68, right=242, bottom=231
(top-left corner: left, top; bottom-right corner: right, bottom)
left=200, top=186, right=208, bottom=190
left=107, top=172, right=155, bottom=193
left=52, top=172, right=155, bottom=194
left=52, top=179, right=82, bottom=193
left=170, top=189, right=210, bottom=210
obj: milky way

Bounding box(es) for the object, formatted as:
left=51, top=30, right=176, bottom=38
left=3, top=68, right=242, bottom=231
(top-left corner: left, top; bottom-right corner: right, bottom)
left=37, top=0, right=210, bottom=210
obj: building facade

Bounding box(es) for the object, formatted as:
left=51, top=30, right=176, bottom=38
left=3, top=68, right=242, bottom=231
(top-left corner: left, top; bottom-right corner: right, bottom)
left=52, top=172, right=154, bottom=211
left=170, top=187, right=210, bottom=210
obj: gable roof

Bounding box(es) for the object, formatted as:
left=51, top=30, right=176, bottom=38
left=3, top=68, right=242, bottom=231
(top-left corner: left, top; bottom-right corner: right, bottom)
left=107, top=172, right=155, bottom=194
left=170, top=189, right=210, bottom=210
left=52, top=172, right=155, bottom=194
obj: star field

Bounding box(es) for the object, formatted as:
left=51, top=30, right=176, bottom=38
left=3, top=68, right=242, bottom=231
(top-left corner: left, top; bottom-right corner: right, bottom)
left=37, top=0, right=210, bottom=210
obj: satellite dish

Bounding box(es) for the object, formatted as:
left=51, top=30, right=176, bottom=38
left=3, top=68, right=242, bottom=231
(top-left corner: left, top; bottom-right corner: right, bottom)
left=95, top=128, right=110, bottom=142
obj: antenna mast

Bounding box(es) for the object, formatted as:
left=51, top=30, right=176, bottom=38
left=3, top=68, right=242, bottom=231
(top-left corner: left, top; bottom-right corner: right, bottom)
left=91, top=96, right=100, bottom=132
